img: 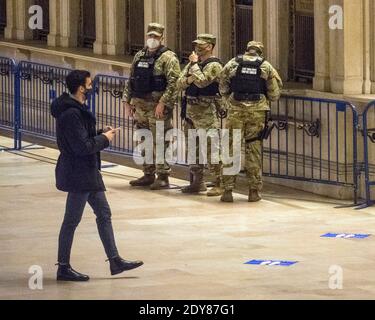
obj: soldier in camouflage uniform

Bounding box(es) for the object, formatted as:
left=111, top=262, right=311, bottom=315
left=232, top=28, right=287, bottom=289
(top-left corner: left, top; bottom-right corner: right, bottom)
left=122, top=23, right=181, bottom=190
left=176, top=34, right=224, bottom=197
left=219, top=41, right=283, bottom=202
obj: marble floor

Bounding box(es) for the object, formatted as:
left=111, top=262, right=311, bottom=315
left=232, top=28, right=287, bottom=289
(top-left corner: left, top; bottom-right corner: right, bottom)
left=0, top=136, right=374, bottom=300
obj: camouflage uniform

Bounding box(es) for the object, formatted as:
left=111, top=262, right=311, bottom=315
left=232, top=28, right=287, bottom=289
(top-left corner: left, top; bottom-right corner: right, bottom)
left=219, top=41, right=283, bottom=201
left=122, top=23, right=181, bottom=181
left=176, top=34, right=223, bottom=195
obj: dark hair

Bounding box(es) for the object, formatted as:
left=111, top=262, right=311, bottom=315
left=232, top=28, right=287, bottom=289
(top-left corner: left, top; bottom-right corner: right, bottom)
left=66, top=70, right=91, bottom=94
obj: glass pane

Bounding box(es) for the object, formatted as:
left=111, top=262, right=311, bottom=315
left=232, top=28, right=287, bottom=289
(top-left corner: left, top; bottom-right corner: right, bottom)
left=128, top=0, right=145, bottom=55
left=78, top=0, right=96, bottom=49
left=178, top=0, right=197, bottom=62
left=0, top=0, right=6, bottom=36
left=235, top=0, right=253, bottom=55
left=293, top=0, right=315, bottom=81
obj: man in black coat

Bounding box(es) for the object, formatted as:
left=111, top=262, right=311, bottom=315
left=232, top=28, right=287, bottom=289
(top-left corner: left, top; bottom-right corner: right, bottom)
left=51, top=70, right=143, bottom=282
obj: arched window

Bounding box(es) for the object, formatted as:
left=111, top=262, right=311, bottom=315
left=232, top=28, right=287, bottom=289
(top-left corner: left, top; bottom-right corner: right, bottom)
left=0, top=0, right=6, bottom=37
left=177, top=0, right=197, bottom=63
left=32, top=0, right=50, bottom=42
left=290, top=0, right=315, bottom=82
left=126, top=0, right=145, bottom=55
left=78, top=0, right=96, bottom=49
left=232, top=0, right=253, bottom=56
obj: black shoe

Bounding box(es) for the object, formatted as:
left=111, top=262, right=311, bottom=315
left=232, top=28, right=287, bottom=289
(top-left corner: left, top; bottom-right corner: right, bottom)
left=109, top=257, right=144, bottom=276
left=56, top=264, right=90, bottom=282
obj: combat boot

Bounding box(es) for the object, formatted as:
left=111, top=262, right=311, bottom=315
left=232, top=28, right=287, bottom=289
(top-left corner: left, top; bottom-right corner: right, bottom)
left=150, top=174, right=170, bottom=190
left=129, top=174, right=155, bottom=187
left=207, top=178, right=224, bottom=197
left=248, top=189, right=262, bottom=202
left=220, top=190, right=234, bottom=203
left=181, top=172, right=207, bottom=194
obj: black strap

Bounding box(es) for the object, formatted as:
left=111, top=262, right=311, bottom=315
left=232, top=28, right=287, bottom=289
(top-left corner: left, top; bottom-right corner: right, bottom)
left=137, top=46, right=171, bottom=65
left=246, top=111, right=274, bottom=144
left=236, top=55, right=265, bottom=67
left=153, top=46, right=170, bottom=62
left=199, top=57, right=223, bottom=69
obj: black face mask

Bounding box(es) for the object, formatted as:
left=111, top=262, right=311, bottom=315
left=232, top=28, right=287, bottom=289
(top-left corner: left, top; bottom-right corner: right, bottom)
left=83, top=87, right=93, bottom=101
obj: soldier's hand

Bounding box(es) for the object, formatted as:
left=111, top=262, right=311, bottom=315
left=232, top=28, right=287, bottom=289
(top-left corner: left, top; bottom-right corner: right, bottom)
left=155, top=102, right=165, bottom=119
left=123, top=101, right=135, bottom=119
left=186, top=76, right=194, bottom=85
left=189, top=51, right=199, bottom=63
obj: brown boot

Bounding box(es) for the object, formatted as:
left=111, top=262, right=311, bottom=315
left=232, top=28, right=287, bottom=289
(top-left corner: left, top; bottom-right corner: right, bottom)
left=181, top=172, right=207, bottom=194
left=129, top=174, right=155, bottom=187
left=220, top=190, right=234, bottom=203
left=207, top=178, right=224, bottom=197
left=248, top=189, right=262, bottom=202
left=150, top=174, right=170, bottom=190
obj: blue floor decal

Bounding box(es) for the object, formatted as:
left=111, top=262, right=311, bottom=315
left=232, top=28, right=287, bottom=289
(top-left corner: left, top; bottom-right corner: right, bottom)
left=245, top=260, right=298, bottom=267
left=321, top=233, right=371, bottom=239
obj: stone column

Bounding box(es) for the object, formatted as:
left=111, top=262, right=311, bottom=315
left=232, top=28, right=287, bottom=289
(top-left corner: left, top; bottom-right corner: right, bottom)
left=252, top=0, right=264, bottom=43
left=47, top=0, right=78, bottom=47
left=313, top=0, right=331, bottom=92
left=370, top=0, right=375, bottom=93
left=93, top=0, right=125, bottom=55
left=196, top=0, right=232, bottom=63
left=93, top=0, right=106, bottom=54
left=329, top=0, right=364, bottom=94
left=60, top=0, right=79, bottom=47
left=47, top=0, right=60, bottom=46
left=362, top=0, right=372, bottom=94
left=5, top=0, right=33, bottom=40
left=255, top=0, right=288, bottom=80
left=144, top=0, right=177, bottom=51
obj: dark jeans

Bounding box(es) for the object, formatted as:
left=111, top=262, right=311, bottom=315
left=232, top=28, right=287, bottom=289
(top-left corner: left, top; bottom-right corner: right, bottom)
left=58, top=192, right=119, bottom=264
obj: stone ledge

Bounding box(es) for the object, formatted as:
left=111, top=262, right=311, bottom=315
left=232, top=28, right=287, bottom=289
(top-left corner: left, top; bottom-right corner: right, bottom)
left=0, top=40, right=133, bottom=76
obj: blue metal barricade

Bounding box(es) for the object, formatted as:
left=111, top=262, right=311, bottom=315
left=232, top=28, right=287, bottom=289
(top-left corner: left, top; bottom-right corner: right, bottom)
left=92, top=74, right=134, bottom=155
left=263, top=95, right=360, bottom=204
left=0, top=57, right=17, bottom=148
left=361, top=101, right=375, bottom=208
left=17, top=61, right=72, bottom=149
left=0, top=57, right=366, bottom=206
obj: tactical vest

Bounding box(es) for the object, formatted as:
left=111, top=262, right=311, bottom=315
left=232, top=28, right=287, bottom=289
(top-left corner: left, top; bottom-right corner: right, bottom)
left=130, top=46, right=170, bottom=98
left=185, top=57, right=223, bottom=98
left=230, top=56, right=267, bottom=101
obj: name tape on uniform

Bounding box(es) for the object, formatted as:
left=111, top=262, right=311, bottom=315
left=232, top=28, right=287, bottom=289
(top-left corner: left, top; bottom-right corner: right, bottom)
left=321, top=233, right=371, bottom=239
left=245, top=260, right=298, bottom=267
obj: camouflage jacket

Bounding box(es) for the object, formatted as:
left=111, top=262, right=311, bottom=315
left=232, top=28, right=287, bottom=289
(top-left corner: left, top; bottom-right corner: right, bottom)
left=177, top=58, right=223, bottom=94
left=122, top=47, right=181, bottom=107
left=219, top=53, right=283, bottom=111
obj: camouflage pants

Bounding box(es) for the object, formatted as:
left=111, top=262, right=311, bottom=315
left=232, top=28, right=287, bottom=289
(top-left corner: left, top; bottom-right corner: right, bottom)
left=184, top=101, right=222, bottom=180
left=223, top=108, right=267, bottom=191
left=133, top=98, right=173, bottom=176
